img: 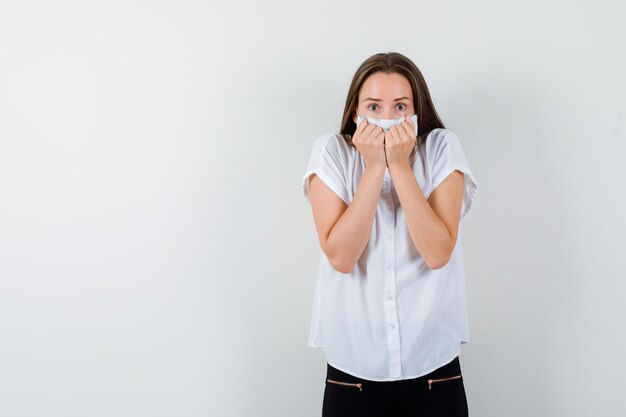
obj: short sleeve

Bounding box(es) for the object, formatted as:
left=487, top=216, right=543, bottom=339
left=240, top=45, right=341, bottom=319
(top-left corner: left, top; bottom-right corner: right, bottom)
left=301, top=134, right=350, bottom=205
left=429, top=130, right=478, bottom=220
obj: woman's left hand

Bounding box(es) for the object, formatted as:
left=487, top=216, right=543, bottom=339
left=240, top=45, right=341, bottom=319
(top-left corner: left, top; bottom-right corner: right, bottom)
left=384, top=115, right=416, bottom=168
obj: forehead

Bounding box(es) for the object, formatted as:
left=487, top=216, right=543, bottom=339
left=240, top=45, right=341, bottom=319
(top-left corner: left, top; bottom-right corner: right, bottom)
left=359, top=72, right=412, bottom=99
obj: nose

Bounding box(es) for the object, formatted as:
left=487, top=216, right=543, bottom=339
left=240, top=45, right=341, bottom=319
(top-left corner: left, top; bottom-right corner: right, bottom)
left=382, top=109, right=403, bottom=119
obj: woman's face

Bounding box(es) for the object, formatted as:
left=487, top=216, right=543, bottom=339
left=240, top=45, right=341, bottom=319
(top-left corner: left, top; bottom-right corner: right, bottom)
left=353, top=71, right=415, bottom=123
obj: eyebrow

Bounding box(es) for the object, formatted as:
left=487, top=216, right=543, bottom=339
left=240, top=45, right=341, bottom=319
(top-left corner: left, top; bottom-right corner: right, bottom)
left=362, top=96, right=412, bottom=102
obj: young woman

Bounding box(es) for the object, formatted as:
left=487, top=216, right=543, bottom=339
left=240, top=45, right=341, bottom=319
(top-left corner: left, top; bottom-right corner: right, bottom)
left=301, top=52, right=478, bottom=417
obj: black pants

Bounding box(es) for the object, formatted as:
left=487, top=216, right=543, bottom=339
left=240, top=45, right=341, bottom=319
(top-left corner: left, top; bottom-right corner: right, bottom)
left=322, top=356, right=469, bottom=417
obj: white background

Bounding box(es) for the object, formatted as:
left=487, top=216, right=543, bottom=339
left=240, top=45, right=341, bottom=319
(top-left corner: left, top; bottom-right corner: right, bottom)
left=1, top=1, right=625, bottom=416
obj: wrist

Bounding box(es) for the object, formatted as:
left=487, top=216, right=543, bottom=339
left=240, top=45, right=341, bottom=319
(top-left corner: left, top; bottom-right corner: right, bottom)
left=388, top=160, right=411, bottom=174
left=364, top=162, right=387, bottom=175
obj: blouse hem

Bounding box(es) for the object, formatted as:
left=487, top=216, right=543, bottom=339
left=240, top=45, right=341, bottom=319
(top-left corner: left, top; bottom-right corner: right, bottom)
left=318, top=344, right=466, bottom=382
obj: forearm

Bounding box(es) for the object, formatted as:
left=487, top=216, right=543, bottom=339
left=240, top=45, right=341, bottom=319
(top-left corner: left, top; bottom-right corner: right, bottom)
left=389, top=163, right=451, bottom=269
left=325, top=164, right=386, bottom=273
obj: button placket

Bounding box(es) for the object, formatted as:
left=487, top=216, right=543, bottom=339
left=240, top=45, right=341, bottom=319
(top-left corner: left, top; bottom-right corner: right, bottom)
left=381, top=180, right=402, bottom=378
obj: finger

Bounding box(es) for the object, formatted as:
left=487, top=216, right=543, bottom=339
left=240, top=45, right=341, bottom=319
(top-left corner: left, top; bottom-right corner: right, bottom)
left=398, top=123, right=411, bottom=141
left=358, top=123, right=376, bottom=142
left=356, top=118, right=368, bottom=134
left=382, top=130, right=389, bottom=145
left=389, top=124, right=402, bottom=141
left=369, top=125, right=384, bottom=140
left=399, top=120, right=412, bottom=137
left=363, top=122, right=378, bottom=135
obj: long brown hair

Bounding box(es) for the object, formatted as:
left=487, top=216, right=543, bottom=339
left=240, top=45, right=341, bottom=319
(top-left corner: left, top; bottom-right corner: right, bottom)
left=339, top=52, right=446, bottom=159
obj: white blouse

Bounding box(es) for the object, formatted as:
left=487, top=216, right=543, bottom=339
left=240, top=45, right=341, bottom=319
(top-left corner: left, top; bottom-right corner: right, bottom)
left=301, top=128, right=478, bottom=381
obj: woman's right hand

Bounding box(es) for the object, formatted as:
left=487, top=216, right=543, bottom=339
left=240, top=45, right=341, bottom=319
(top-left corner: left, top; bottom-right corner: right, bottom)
left=353, top=118, right=387, bottom=170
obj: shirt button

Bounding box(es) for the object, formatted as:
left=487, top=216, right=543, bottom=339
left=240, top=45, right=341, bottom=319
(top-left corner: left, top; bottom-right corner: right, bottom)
left=386, top=203, right=390, bottom=208
left=387, top=295, right=393, bottom=301
left=387, top=264, right=393, bottom=269
left=389, top=324, right=395, bottom=329
left=386, top=233, right=391, bottom=239
left=383, top=180, right=387, bottom=185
